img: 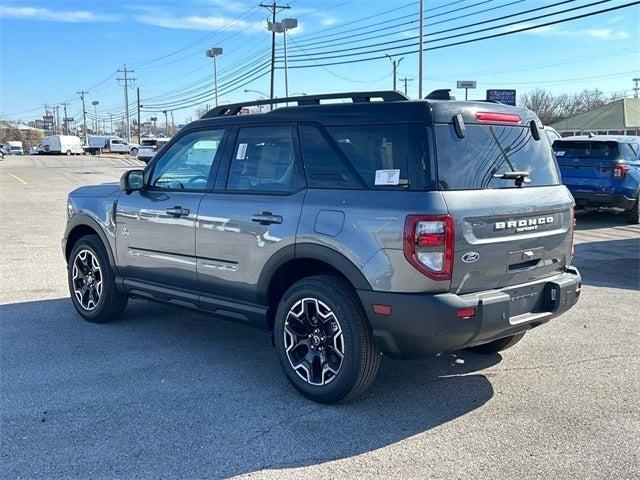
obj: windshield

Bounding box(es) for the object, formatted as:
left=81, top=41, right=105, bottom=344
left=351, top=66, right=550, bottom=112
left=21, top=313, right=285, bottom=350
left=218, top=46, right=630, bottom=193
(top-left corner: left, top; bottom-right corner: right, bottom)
left=141, top=140, right=157, bottom=146
left=434, top=124, right=560, bottom=190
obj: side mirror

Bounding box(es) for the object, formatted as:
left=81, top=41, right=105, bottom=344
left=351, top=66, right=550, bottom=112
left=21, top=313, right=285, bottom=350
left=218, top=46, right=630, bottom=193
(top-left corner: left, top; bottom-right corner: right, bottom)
left=120, top=169, right=144, bottom=194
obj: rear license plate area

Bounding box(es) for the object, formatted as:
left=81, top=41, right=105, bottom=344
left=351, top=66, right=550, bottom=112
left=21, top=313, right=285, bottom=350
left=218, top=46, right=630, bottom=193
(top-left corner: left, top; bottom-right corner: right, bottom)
left=505, top=283, right=549, bottom=317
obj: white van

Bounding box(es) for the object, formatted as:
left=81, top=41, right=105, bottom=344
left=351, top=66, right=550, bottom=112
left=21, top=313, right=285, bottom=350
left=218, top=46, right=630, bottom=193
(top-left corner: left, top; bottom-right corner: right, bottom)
left=41, top=135, right=83, bottom=155
left=7, top=141, right=24, bottom=155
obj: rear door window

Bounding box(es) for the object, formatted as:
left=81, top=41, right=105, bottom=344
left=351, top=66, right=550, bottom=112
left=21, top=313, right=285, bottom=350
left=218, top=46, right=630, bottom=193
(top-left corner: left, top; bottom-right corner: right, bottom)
left=435, top=124, right=560, bottom=190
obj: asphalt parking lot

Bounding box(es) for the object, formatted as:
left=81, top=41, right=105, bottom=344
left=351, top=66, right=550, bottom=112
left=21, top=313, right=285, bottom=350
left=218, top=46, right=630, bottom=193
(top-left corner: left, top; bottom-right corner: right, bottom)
left=1, top=155, right=639, bottom=479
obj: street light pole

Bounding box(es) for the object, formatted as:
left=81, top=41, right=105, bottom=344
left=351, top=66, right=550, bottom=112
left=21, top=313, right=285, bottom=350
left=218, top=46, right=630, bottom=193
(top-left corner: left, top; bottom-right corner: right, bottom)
left=91, top=101, right=99, bottom=134
left=205, top=48, right=223, bottom=107
left=277, top=18, right=298, bottom=99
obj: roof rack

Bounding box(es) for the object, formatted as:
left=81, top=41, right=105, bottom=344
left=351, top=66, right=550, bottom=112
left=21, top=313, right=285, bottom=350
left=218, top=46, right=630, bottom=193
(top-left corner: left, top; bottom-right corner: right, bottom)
left=201, top=90, right=410, bottom=118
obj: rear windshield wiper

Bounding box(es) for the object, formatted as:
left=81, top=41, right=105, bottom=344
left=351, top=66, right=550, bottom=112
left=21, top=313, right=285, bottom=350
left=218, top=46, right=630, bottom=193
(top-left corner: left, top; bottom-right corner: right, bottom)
left=493, top=171, right=530, bottom=187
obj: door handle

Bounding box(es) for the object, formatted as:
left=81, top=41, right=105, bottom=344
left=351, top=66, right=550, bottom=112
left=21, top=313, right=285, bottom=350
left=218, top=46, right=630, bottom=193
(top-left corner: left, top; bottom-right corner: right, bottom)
left=251, top=212, right=283, bottom=225
left=165, top=206, right=190, bottom=217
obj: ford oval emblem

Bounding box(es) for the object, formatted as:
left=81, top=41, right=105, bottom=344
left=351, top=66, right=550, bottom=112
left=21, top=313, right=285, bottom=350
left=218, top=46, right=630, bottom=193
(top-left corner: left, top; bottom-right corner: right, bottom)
left=462, top=252, right=480, bottom=263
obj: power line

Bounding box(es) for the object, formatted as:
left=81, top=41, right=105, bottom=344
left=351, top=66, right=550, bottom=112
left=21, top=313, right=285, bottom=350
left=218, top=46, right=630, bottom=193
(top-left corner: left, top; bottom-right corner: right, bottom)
left=285, top=1, right=639, bottom=68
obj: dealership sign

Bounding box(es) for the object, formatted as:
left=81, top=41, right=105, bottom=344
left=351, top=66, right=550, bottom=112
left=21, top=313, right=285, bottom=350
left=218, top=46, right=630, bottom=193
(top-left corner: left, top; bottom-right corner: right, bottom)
left=486, top=89, right=516, bottom=106
left=457, top=80, right=477, bottom=89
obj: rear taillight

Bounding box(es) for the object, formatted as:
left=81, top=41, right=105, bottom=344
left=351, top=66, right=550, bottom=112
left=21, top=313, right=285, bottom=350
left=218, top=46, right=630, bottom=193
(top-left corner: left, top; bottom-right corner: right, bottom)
left=569, top=208, right=576, bottom=260
left=476, top=112, right=521, bottom=124
left=403, top=215, right=454, bottom=280
left=613, top=163, right=629, bottom=179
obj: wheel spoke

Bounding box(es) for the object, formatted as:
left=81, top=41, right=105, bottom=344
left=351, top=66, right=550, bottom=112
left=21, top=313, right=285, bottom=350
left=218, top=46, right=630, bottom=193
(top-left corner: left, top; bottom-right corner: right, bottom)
left=308, top=351, right=323, bottom=384
left=284, top=315, right=307, bottom=337
left=288, top=342, right=308, bottom=367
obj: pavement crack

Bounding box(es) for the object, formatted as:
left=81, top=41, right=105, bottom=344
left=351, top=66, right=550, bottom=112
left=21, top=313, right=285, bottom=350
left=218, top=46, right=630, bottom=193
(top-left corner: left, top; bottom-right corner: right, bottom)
left=485, top=353, right=640, bottom=374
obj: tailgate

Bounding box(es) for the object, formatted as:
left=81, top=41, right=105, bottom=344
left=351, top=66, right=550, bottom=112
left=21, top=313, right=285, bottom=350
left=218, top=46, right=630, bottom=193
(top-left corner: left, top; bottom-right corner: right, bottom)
left=442, top=186, right=574, bottom=294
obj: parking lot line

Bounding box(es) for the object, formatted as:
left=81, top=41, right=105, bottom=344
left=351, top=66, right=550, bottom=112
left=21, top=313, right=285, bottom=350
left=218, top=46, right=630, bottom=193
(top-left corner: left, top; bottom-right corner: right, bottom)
left=6, top=173, right=27, bottom=184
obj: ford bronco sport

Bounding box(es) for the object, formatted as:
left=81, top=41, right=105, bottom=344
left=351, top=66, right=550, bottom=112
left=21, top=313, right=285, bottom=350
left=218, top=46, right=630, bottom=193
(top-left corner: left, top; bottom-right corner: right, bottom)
left=63, top=90, right=581, bottom=403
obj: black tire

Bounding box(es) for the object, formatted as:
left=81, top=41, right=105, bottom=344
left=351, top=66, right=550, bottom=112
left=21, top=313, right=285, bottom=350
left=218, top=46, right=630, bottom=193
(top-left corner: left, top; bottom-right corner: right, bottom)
left=66, top=150, right=72, bottom=156
left=130, top=148, right=138, bottom=157
left=273, top=275, right=380, bottom=404
left=467, top=332, right=526, bottom=355
left=625, top=195, right=639, bottom=224
left=67, top=234, right=128, bottom=323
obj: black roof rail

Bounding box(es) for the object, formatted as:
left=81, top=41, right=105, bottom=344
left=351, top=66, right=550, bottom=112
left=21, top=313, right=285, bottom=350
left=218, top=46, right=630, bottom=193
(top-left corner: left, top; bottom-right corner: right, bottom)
left=425, top=89, right=456, bottom=101
left=201, top=90, right=410, bottom=118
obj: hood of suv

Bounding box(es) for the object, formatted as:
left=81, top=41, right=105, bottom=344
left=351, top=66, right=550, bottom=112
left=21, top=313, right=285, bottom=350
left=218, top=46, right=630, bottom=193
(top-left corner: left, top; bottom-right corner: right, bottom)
left=70, top=183, right=120, bottom=197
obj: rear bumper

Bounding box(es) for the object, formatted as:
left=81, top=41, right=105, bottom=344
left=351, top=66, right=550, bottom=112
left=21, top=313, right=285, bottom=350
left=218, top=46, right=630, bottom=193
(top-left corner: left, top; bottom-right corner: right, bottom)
left=357, top=268, right=581, bottom=359
left=571, top=191, right=636, bottom=210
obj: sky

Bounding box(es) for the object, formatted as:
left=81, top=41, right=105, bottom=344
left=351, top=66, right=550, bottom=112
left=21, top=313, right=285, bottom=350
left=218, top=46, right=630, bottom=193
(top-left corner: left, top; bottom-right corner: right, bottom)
left=0, top=0, right=639, bottom=126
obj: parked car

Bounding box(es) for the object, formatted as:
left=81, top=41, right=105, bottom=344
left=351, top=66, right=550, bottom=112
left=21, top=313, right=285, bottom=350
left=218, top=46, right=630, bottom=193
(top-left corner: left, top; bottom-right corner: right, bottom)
left=553, top=135, right=640, bottom=223
left=138, top=138, right=170, bottom=164
left=7, top=141, right=24, bottom=155
left=63, top=90, right=581, bottom=403
left=0, top=143, right=10, bottom=159
left=41, top=135, right=84, bottom=155
left=543, top=126, right=562, bottom=145
left=84, top=136, right=139, bottom=156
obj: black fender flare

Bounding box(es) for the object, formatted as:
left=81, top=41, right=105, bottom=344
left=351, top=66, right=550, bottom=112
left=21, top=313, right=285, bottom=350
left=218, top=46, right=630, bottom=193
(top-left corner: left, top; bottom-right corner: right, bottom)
left=64, top=214, right=117, bottom=271
left=256, top=243, right=372, bottom=304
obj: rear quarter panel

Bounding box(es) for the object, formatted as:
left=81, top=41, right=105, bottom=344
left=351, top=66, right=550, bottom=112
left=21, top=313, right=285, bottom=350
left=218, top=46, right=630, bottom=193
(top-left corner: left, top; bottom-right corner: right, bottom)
left=298, top=189, right=451, bottom=293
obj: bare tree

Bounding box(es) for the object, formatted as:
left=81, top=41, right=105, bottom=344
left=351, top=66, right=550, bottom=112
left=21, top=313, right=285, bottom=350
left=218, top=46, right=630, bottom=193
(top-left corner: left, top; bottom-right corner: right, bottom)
left=519, top=88, right=628, bottom=125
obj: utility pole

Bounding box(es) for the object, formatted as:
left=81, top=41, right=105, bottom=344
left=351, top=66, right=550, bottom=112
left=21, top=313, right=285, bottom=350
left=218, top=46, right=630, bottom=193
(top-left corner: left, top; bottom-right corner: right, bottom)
left=77, top=91, right=89, bottom=143
left=418, top=0, right=424, bottom=98
left=53, top=105, right=60, bottom=135
left=116, top=66, right=136, bottom=142
left=399, top=77, right=413, bottom=96
left=633, top=78, right=640, bottom=98
left=260, top=2, right=290, bottom=108
left=137, top=87, right=142, bottom=142
left=170, top=110, right=175, bottom=136
left=109, top=113, right=114, bottom=135
left=385, top=54, right=404, bottom=91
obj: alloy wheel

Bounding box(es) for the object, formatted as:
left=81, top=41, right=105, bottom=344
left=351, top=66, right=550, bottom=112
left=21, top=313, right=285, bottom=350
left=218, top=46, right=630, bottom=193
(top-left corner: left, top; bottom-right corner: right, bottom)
left=283, top=298, right=345, bottom=386
left=72, top=249, right=103, bottom=311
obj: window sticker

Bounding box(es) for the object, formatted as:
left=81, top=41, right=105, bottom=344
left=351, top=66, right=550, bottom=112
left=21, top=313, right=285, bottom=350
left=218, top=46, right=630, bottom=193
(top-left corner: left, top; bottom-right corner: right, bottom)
left=555, top=151, right=565, bottom=156
left=236, top=143, right=248, bottom=160
left=375, top=169, right=400, bottom=185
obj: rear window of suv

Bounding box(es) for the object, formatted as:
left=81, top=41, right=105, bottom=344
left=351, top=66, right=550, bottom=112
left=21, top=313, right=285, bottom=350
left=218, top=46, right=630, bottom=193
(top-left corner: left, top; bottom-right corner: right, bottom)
left=434, top=124, right=560, bottom=190
left=553, top=141, right=620, bottom=160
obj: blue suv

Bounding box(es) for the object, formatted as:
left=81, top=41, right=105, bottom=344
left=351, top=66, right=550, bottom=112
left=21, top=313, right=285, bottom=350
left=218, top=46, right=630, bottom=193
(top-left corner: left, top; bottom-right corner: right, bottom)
left=553, top=135, right=640, bottom=223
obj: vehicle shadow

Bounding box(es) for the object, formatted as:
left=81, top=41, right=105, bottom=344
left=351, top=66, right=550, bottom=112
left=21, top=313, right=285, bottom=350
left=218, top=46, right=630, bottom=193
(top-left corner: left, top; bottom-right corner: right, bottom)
left=574, top=209, right=634, bottom=230
left=573, top=238, right=639, bottom=291
left=1, top=297, right=499, bottom=479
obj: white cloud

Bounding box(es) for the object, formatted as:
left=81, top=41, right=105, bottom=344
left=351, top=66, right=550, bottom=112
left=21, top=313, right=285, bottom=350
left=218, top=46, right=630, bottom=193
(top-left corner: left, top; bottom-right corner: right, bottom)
left=136, top=13, right=264, bottom=32
left=319, top=15, right=341, bottom=27
left=0, top=5, right=118, bottom=22
left=198, top=0, right=252, bottom=13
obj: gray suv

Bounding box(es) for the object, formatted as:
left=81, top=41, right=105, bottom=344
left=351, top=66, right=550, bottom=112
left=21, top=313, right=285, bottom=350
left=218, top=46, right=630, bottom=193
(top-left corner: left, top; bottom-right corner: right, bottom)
left=63, top=91, right=581, bottom=403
